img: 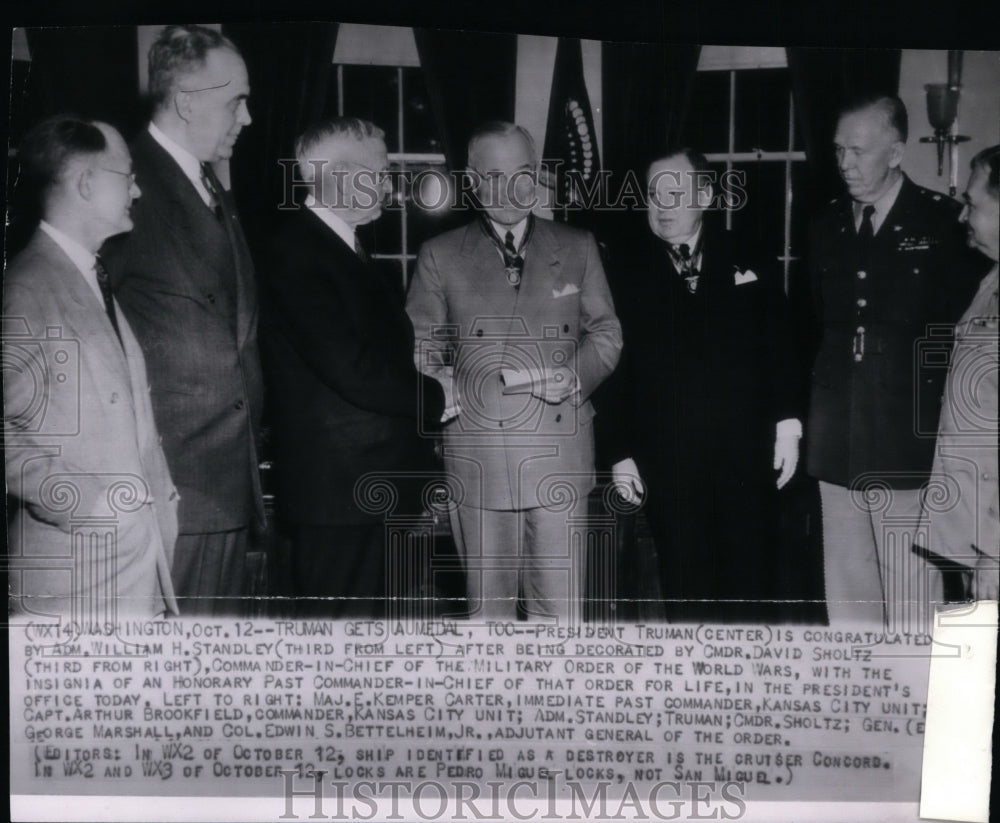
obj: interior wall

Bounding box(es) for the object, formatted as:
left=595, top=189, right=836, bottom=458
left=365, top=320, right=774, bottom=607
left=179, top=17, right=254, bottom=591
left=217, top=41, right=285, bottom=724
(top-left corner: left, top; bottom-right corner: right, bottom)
left=898, top=49, right=1000, bottom=195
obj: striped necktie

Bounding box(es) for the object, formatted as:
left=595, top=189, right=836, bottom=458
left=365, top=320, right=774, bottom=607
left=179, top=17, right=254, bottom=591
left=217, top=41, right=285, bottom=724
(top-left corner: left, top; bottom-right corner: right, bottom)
left=94, top=257, right=124, bottom=350
left=200, top=163, right=224, bottom=221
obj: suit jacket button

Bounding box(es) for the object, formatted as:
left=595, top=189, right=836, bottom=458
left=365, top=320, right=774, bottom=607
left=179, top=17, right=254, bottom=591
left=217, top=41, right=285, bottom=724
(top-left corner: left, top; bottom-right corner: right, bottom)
left=555, top=414, right=562, bottom=422
left=476, top=329, right=484, bottom=337
left=110, top=392, right=119, bottom=403
left=857, top=270, right=867, bottom=279
left=234, top=400, right=245, bottom=410
left=206, top=293, right=216, bottom=303
left=857, top=298, right=867, bottom=307
left=498, top=420, right=503, bottom=428
left=563, top=324, right=569, bottom=333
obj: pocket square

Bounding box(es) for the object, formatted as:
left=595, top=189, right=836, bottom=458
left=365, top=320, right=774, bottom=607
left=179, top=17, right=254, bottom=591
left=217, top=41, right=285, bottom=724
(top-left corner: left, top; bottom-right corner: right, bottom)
left=552, top=283, right=581, bottom=298
left=734, top=269, right=758, bottom=285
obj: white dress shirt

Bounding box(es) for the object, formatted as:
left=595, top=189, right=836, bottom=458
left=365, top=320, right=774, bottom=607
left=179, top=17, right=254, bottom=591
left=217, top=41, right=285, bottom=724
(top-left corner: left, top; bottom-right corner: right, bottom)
left=490, top=216, right=528, bottom=250
left=148, top=121, right=215, bottom=208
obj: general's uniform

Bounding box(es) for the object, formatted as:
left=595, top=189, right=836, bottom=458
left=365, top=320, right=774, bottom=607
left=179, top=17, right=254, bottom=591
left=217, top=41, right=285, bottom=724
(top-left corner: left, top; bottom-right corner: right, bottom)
left=806, top=175, right=984, bottom=627
left=406, top=216, right=622, bottom=619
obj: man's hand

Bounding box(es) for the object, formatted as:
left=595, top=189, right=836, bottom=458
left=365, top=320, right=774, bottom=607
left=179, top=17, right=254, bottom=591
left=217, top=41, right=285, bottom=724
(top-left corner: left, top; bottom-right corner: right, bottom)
left=773, top=434, right=800, bottom=490
left=612, top=458, right=646, bottom=504
left=530, top=366, right=578, bottom=405
left=972, top=552, right=1000, bottom=601
left=437, top=370, right=460, bottom=423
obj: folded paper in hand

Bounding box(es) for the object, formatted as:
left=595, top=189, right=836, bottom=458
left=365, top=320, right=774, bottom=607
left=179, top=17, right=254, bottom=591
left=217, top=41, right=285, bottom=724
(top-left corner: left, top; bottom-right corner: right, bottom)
left=500, top=366, right=571, bottom=395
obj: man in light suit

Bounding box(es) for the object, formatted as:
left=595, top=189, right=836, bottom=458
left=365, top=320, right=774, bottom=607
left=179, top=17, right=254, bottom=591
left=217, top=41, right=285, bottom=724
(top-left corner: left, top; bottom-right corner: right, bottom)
left=603, top=149, right=802, bottom=623
left=4, top=116, right=178, bottom=622
left=262, top=118, right=446, bottom=617
left=103, top=25, right=262, bottom=615
left=916, top=145, right=999, bottom=602
left=406, top=121, right=622, bottom=621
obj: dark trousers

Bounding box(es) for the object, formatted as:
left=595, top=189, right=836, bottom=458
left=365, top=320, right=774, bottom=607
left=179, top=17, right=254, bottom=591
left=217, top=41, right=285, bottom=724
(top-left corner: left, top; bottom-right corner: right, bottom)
left=173, top=528, right=249, bottom=617
left=291, top=523, right=386, bottom=619
left=644, top=476, right=778, bottom=623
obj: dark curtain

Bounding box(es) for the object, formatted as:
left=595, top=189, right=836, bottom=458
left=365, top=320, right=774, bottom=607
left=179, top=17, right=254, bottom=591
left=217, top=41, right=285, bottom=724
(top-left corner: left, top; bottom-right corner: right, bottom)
left=8, top=27, right=142, bottom=254
left=600, top=42, right=701, bottom=250
left=413, top=28, right=517, bottom=171
left=788, top=47, right=902, bottom=203
left=222, top=22, right=340, bottom=256
left=21, top=26, right=143, bottom=136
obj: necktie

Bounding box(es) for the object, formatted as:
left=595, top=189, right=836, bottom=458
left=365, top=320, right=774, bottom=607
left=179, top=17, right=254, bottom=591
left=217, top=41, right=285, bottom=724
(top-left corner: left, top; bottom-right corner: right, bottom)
left=503, top=230, right=522, bottom=287
left=504, top=231, right=518, bottom=258
left=858, top=204, right=876, bottom=246
left=94, top=257, right=124, bottom=351
left=674, top=243, right=700, bottom=294
left=200, top=163, right=224, bottom=220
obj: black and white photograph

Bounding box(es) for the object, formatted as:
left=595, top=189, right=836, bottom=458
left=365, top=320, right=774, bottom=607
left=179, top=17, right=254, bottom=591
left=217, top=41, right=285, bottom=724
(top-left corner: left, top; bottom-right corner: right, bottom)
left=4, top=1, right=998, bottom=821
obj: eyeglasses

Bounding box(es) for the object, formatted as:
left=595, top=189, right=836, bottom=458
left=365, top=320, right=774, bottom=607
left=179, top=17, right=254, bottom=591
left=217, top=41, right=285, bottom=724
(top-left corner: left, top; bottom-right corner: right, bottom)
left=99, top=167, right=137, bottom=185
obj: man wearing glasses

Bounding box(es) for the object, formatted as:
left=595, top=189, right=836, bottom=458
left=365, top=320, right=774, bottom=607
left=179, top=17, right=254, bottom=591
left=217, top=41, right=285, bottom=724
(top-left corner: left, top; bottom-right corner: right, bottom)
left=406, top=121, right=622, bottom=622
left=102, top=24, right=262, bottom=616
left=261, top=117, right=446, bottom=618
left=5, top=117, right=179, bottom=619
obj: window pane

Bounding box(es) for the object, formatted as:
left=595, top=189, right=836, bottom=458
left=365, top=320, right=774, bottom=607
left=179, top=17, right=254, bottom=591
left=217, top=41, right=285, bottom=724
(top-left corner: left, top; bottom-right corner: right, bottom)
left=403, top=68, right=442, bottom=155
left=339, top=65, right=400, bottom=151
left=687, top=71, right=730, bottom=153
left=733, top=68, right=791, bottom=153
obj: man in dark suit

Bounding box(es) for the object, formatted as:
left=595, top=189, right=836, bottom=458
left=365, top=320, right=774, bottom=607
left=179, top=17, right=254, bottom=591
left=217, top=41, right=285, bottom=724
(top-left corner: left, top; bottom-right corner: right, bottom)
left=806, top=95, right=984, bottom=629
left=102, top=25, right=262, bottom=615
left=262, top=118, right=445, bottom=618
left=406, top=122, right=621, bottom=622
left=603, top=148, right=801, bottom=623
left=5, top=116, right=178, bottom=621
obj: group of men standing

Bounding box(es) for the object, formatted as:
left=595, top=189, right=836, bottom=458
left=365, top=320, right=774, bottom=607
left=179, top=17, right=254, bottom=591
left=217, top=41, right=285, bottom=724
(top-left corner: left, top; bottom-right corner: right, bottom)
left=4, top=24, right=997, bottom=628
left=6, top=26, right=260, bottom=619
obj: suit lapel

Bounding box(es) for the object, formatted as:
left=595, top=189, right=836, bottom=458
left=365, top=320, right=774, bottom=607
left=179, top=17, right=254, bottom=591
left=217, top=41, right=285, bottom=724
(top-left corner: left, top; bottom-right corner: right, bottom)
left=215, top=182, right=257, bottom=348
left=460, top=222, right=522, bottom=316
left=132, top=133, right=240, bottom=319
left=31, top=232, right=136, bottom=409
left=518, top=219, right=563, bottom=323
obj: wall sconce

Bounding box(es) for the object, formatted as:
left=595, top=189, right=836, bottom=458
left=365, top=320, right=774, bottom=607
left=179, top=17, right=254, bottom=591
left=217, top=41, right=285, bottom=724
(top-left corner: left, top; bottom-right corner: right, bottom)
left=919, top=50, right=970, bottom=196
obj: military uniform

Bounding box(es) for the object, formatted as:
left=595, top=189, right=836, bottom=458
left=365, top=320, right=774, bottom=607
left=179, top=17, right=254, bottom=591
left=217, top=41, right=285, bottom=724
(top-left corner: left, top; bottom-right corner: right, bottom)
left=918, top=264, right=999, bottom=582
left=807, top=174, right=984, bottom=626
